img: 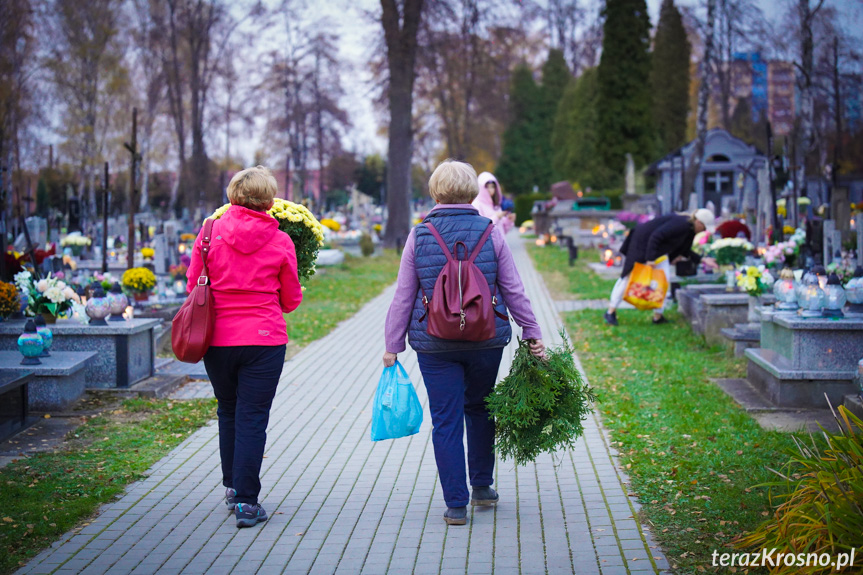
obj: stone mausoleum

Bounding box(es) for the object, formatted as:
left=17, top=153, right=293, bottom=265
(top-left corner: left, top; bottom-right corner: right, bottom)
left=647, top=129, right=768, bottom=218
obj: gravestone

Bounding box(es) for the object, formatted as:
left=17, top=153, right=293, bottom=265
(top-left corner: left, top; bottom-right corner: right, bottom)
left=14, top=217, right=47, bottom=251
left=153, top=234, right=168, bottom=274
left=858, top=225, right=863, bottom=267
left=823, top=220, right=835, bottom=264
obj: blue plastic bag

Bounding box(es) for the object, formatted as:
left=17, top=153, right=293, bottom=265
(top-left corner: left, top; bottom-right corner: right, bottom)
left=371, top=360, right=423, bottom=441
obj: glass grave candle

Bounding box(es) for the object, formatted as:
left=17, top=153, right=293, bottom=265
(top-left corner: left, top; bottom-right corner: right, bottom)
left=18, top=319, right=43, bottom=365
left=844, top=266, right=863, bottom=315
left=33, top=314, right=53, bottom=357
left=107, top=282, right=128, bottom=321
left=773, top=268, right=798, bottom=311
left=821, top=273, right=846, bottom=319
left=85, top=285, right=112, bottom=325
left=797, top=273, right=826, bottom=318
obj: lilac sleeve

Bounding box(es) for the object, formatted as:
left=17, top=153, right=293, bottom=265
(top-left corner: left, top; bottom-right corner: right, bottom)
left=384, top=230, right=419, bottom=353
left=492, top=227, right=542, bottom=340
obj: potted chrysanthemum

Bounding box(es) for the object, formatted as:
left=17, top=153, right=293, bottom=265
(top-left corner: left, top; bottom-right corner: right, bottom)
left=122, top=267, right=157, bottom=302
left=210, top=198, right=325, bottom=284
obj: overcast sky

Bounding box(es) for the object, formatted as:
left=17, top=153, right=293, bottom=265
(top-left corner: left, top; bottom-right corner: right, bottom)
left=237, top=0, right=863, bottom=162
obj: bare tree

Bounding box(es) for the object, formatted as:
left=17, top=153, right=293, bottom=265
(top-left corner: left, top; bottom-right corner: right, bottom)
left=44, top=0, right=125, bottom=221
left=130, top=0, right=166, bottom=211
left=683, top=0, right=715, bottom=206
left=0, top=0, right=37, bottom=207
left=153, top=0, right=263, bottom=214
left=380, top=0, right=425, bottom=248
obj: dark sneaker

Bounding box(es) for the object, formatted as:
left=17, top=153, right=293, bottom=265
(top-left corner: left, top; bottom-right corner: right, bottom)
left=235, top=503, right=268, bottom=528
left=652, top=315, right=668, bottom=325
left=471, top=486, right=499, bottom=507
left=225, top=488, right=237, bottom=511
left=603, top=311, right=618, bottom=326
left=443, top=506, right=467, bottom=525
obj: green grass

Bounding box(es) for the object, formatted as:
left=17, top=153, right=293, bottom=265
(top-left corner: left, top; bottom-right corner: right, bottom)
left=0, top=398, right=216, bottom=574
left=564, top=309, right=800, bottom=573
left=284, top=251, right=401, bottom=355
left=526, top=243, right=617, bottom=300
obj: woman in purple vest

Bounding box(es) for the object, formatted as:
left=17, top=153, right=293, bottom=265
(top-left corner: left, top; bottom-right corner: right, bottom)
left=383, top=160, right=546, bottom=526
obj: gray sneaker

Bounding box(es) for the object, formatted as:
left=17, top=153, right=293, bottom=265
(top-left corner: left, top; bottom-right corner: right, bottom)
left=235, top=503, right=268, bottom=528
left=225, top=488, right=237, bottom=511
left=443, top=506, right=467, bottom=525
left=471, top=486, right=499, bottom=506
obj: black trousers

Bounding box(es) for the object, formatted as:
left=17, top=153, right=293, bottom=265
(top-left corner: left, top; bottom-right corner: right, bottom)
left=203, top=345, right=286, bottom=505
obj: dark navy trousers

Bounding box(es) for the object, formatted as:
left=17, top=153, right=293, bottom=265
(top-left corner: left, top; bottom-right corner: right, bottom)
left=416, top=347, right=504, bottom=508
left=204, top=345, right=286, bottom=505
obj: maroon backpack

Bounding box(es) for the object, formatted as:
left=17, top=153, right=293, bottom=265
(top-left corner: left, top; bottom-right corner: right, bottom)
left=420, top=221, right=507, bottom=342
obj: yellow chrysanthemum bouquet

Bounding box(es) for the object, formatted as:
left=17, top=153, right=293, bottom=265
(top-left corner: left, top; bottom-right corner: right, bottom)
left=211, top=199, right=325, bottom=284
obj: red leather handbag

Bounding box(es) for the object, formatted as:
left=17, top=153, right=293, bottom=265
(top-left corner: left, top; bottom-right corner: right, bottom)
left=171, top=219, right=216, bottom=363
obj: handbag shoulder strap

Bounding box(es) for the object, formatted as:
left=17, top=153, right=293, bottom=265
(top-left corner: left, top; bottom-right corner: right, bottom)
left=199, top=219, right=215, bottom=282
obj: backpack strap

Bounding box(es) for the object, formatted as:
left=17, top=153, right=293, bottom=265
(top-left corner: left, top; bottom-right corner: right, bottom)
left=423, top=222, right=454, bottom=262
left=467, top=222, right=495, bottom=264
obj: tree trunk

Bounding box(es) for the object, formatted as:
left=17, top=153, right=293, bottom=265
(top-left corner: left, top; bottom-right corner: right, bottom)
left=381, top=0, right=424, bottom=249
left=797, top=0, right=815, bottom=215
left=682, top=0, right=715, bottom=211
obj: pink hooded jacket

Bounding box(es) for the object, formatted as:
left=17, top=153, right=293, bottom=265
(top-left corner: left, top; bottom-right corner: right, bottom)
left=186, top=204, right=303, bottom=347
left=474, top=172, right=514, bottom=234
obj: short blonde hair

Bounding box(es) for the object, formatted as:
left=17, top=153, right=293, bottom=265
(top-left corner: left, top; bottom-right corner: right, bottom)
left=227, top=166, right=278, bottom=210
left=428, top=160, right=479, bottom=204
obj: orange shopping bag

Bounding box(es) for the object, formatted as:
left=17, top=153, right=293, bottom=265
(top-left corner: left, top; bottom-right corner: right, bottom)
left=623, top=260, right=669, bottom=310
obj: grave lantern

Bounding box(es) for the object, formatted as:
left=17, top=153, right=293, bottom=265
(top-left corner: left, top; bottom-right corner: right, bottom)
left=798, top=272, right=826, bottom=318
left=107, top=282, right=129, bottom=321
left=821, top=273, right=846, bottom=319
left=33, top=314, right=53, bottom=357
left=812, top=264, right=828, bottom=290
left=773, top=268, right=798, bottom=311
left=18, top=319, right=44, bottom=365
left=844, top=266, right=863, bottom=315
left=85, top=285, right=111, bottom=325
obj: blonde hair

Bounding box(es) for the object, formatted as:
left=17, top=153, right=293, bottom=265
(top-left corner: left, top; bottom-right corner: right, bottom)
left=227, top=166, right=278, bottom=210
left=428, top=160, right=479, bottom=204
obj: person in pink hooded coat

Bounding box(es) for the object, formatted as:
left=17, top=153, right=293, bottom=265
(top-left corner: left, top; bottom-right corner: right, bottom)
left=186, top=166, right=303, bottom=528
left=474, top=172, right=514, bottom=234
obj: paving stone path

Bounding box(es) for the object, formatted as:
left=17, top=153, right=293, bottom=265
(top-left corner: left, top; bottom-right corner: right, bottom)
left=18, top=235, right=670, bottom=575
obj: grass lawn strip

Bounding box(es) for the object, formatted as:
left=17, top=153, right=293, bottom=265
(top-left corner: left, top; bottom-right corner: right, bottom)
left=564, top=309, right=799, bottom=573
left=526, top=243, right=617, bottom=301
left=0, top=251, right=401, bottom=574
left=0, top=398, right=216, bottom=574
left=525, top=242, right=801, bottom=572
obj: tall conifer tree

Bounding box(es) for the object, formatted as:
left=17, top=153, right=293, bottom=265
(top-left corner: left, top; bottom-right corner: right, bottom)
left=539, top=49, right=571, bottom=185
left=651, top=0, right=691, bottom=155
left=596, top=0, right=654, bottom=181
left=496, top=65, right=544, bottom=195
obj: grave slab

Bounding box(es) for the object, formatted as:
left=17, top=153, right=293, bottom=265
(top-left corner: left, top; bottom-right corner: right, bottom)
left=699, top=293, right=749, bottom=345
left=0, top=319, right=159, bottom=388
left=0, top=351, right=96, bottom=411
left=0, top=371, right=35, bottom=442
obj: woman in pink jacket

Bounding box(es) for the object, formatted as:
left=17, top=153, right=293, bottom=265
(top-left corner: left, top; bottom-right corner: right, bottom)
left=474, top=172, right=515, bottom=235
left=186, top=166, right=303, bottom=528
